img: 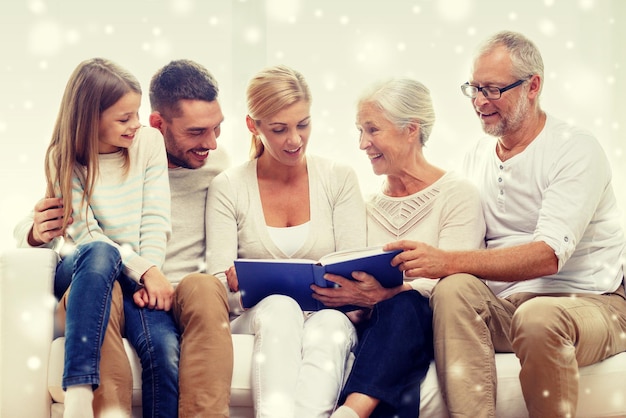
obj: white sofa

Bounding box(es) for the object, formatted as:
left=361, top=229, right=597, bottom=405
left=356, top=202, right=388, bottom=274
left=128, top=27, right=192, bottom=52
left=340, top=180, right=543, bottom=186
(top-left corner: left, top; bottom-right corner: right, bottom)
left=2, top=247, right=626, bottom=417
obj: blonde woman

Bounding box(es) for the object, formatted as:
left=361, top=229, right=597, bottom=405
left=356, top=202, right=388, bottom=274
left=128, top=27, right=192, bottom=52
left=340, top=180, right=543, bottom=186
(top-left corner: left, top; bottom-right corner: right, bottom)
left=206, top=65, right=365, bottom=418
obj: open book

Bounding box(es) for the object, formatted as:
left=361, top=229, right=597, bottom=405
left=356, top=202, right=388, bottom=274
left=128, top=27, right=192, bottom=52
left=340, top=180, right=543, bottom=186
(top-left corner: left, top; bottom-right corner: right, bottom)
left=234, top=246, right=403, bottom=311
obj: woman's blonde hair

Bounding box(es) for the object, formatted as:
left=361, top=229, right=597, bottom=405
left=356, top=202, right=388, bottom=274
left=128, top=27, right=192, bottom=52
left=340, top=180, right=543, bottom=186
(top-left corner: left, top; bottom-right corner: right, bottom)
left=246, top=65, right=311, bottom=159
left=44, top=58, right=141, bottom=234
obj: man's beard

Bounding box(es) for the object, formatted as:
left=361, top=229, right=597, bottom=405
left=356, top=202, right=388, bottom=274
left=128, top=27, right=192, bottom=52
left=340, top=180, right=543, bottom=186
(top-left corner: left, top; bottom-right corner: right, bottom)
left=482, top=96, right=528, bottom=138
left=166, top=151, right=194, bottom=169
left=164, top=128, right=196, bottom=169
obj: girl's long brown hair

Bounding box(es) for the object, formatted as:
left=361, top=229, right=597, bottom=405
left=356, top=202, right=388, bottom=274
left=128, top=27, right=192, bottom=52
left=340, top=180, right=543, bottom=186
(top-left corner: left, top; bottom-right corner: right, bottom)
left=44, top=58, right=141, bottom=235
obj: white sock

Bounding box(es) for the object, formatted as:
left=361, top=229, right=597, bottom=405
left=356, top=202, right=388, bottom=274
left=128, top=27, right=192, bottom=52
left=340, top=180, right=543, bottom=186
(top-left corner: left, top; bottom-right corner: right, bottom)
left=63, top=384, right=94, bottom=418
left=331, top=405, right=360, bottom=418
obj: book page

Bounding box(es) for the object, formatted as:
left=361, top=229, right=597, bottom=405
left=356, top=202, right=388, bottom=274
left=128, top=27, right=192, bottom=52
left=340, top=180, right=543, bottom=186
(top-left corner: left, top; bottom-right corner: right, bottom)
left=318, top=246, right=387, bottom=265
left=235, top=258, right=316, bottom=264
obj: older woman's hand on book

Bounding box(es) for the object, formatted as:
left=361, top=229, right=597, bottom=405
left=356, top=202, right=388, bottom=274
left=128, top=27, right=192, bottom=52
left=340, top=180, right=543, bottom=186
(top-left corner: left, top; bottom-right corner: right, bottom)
left=312, top=271, right=406, bottom=309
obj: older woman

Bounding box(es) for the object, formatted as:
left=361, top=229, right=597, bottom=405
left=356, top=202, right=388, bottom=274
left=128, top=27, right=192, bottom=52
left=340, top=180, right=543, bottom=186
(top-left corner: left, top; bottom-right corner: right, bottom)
left=206, top=65, right=365, bottom=418
left=315, top=78, right=486, bottom=418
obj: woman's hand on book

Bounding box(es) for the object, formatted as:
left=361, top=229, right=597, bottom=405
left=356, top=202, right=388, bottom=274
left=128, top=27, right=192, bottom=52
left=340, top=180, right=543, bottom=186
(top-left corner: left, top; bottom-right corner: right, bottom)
left=225, top=265, right=239, bottom=292
left=312, top=271, right=390, bottom=308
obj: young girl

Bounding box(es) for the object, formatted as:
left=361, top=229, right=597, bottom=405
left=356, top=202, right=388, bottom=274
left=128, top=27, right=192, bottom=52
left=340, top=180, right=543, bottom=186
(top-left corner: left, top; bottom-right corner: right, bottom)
left=206, top=65, right=366, bottom=418
left=44, top=58, right=176, bottom=418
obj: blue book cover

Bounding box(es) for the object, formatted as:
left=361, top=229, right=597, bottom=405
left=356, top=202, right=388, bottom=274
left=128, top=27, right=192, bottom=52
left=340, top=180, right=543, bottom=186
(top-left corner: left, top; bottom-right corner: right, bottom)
left=234, top=246, right=403, bottom=311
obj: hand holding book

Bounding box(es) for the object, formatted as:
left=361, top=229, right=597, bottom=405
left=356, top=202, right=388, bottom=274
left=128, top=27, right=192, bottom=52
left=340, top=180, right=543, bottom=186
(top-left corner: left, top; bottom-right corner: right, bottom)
left=225, top=265, right=239, bottom=292
left=312, top=269, right=407, bottom=310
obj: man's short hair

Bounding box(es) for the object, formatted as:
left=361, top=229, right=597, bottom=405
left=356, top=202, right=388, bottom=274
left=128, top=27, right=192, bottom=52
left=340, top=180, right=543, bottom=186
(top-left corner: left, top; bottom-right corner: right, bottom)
left=149, top=59, right=219, bottom=120
left=477, top=31, right=544, bottom=93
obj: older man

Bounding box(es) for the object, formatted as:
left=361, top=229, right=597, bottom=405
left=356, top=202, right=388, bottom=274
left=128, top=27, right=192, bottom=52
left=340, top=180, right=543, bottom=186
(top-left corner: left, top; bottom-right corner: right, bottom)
left=386, top=31, right=626, bottom=418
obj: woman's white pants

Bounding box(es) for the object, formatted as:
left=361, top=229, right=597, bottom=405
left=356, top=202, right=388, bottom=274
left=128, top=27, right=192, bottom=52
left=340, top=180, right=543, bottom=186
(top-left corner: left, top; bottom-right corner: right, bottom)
left=231, top=295, right=357, bottom=418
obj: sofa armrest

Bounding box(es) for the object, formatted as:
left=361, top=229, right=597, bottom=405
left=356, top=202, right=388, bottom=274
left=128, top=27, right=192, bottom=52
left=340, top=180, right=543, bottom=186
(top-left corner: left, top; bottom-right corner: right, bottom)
left=1, top=248, right=58, bottom=418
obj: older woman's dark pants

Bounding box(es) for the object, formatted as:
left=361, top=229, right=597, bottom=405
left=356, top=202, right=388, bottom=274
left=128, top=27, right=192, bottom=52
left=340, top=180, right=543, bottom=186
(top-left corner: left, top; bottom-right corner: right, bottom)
left=339, top=290, right=433, bottom=418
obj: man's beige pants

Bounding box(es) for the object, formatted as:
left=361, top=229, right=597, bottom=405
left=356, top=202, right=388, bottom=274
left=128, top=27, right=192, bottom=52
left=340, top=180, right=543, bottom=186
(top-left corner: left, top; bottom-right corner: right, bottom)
left=430, top=273, right=626, bottom=418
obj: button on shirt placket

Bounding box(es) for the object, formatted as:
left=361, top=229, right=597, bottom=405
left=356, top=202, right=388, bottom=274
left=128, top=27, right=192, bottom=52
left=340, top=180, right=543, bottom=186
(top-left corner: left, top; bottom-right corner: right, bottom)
left=497, top=163, right=505, bottom=208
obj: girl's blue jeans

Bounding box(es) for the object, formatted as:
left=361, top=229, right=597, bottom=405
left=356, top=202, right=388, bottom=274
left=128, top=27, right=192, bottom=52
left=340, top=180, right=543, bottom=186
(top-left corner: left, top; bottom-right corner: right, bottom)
left=55, top=241, right=122, bottom=389
left=119, top=275, right=180, bottom=417
left=55, top=241, right=180, bottom=417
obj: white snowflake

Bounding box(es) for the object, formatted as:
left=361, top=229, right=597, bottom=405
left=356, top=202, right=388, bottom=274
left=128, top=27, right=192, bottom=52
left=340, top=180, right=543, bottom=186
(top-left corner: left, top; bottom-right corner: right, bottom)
left=28, top=20, right=63, bottom=56
left=27, top=356, right=42, bottom=371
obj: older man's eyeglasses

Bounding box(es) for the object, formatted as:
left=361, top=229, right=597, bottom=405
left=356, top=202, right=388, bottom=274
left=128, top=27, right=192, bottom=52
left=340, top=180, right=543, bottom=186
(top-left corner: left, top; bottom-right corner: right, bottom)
left=461, top=79, right=527, bottom=100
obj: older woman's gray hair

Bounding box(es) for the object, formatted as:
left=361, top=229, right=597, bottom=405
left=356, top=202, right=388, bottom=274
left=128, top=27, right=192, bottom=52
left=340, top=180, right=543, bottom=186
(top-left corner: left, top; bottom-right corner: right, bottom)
left=358, top=78, right=436, bottom=145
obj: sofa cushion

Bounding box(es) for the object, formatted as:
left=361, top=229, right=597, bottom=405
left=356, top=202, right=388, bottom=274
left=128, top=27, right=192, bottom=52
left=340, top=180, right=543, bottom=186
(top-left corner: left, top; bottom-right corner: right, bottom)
left=48, top=335, right=626, bottom=417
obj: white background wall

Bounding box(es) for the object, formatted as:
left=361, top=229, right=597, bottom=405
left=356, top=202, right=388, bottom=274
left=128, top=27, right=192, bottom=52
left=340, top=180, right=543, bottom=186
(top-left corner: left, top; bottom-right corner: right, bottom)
left=0, top=0, right=624, bottom=251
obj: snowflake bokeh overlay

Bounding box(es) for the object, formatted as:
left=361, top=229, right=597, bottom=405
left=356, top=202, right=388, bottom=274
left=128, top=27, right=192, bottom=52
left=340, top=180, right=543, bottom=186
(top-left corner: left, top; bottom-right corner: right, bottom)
left=0, top=0, right=624, bottom=250
left=0, top=0, right=625, bottom=412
